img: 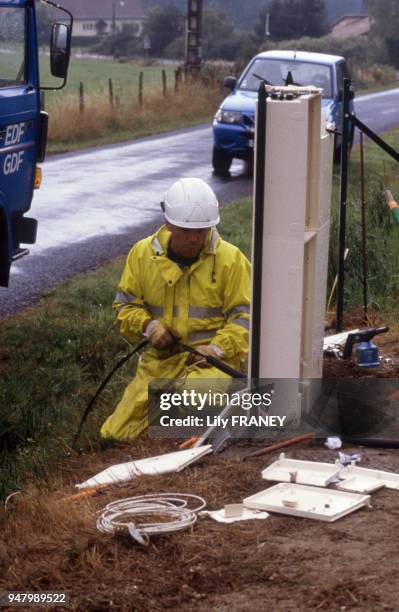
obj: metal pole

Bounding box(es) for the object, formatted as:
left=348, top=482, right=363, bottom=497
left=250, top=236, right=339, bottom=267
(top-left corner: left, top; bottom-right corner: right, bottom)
left=351, top=115, right=399, bottom=162
left=360, top=132, right=368, bottom=323
left=336, top=78, right=351, bottom=332
left=250, top=82, right=267, bottom=380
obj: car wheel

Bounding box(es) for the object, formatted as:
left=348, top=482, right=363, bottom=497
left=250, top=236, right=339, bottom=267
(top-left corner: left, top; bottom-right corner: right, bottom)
left=212, top=147, right=232, bottom=176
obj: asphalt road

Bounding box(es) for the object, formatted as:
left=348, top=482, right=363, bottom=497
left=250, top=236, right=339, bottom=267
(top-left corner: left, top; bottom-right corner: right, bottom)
left=1, top=87, right=399, bottom=317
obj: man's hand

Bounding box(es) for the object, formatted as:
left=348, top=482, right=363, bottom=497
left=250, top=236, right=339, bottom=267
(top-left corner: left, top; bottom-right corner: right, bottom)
left=186, top=344, right=224, bottom=368
left=145, top=320, right=180, bottom=350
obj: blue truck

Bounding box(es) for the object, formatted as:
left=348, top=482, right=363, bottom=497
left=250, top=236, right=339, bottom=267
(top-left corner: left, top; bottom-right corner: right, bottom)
left=0, top=0, right=72, bottom=286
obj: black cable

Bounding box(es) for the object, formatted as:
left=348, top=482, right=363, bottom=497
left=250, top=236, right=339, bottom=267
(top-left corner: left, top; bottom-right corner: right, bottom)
left=343, top=437, right=399, bottom=449
left=72, top=338, right=245, bottom=451
left=72, top=339, right=149, bottom=450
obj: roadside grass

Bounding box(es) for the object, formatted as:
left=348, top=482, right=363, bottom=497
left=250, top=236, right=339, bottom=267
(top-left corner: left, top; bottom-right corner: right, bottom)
left=40, top=55, right=228, bottom=154
left=356, top=80, right=399, bottom=95
left=0, top=262, right=129, bottom=498
left=46, top=80, right=222, bottom=154
left=1, top=130, right=399, bottom=498
left=329, top=127, right=399, bottom=313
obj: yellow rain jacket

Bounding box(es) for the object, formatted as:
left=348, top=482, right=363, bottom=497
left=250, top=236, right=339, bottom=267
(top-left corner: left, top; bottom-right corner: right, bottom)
left=100, top=225, right=251, bottom=440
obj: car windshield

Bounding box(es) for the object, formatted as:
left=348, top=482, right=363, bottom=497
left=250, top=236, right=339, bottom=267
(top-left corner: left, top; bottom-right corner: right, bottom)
left=0, top=7, right=26, bottom=88
left=238, top=58, right=333, bottom=98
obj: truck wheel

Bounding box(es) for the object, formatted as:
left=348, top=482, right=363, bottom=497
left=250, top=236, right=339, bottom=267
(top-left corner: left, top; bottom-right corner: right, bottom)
left=212, top=147, right=232, bottom=176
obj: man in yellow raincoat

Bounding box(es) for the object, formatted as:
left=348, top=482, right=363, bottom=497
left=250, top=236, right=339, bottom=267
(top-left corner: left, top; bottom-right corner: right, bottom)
left=101, top=177, right=251, bottom=440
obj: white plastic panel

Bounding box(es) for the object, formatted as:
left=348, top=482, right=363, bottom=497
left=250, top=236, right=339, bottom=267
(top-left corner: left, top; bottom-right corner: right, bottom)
left=337, top=464, right=399, bottom=494
left=261, top=452, right=341, bottom=487
left=244, top=483, right=370, bottom=522
left=76, top=445, right=212, bottom=489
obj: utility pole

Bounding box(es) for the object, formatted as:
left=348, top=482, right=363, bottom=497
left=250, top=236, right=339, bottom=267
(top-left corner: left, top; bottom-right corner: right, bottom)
left=185, top=0, right=203, bottom=78
left=111, top=0, right=124, bottom=56
left=111, top=0, right=116, bottom=56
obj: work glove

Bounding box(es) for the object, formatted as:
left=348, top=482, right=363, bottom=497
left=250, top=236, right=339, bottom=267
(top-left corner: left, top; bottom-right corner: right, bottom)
left=145, top=320, right=180, bottom=350
left=186, top=344, right=225, bottom=368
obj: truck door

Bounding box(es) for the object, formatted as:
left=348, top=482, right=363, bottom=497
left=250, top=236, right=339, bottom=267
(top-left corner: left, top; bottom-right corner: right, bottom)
left=0, top=2, right=39, bottom=283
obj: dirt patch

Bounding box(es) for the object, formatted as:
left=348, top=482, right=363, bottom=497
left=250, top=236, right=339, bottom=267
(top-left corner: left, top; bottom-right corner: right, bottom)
left=2, top=437, right=399, bottom=611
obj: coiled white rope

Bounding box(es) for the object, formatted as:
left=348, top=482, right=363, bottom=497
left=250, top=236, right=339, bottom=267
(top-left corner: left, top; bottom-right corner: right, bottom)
left=96, top=493, right=206, bottom=546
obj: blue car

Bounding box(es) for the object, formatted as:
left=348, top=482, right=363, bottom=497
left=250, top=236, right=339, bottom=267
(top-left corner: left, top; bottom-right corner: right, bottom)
left=212, top=50, right=355, bottom=175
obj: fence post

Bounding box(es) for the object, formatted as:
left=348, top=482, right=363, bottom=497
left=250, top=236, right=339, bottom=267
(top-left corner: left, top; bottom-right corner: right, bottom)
left=174, top=67, right=182, bottom=94
left=79, top=82, right=85, bottom=113
left=162, top=69, right=167, bottom=97
left=108, top=78, right=114, bottom=107
left=139, top=71, right=143, bottom=107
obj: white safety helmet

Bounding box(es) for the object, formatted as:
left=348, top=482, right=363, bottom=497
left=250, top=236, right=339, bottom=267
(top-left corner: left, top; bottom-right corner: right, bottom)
left=161, top=177, right=220, bottom=229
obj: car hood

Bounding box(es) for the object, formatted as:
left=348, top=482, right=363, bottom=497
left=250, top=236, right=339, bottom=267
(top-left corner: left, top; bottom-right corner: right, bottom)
left=220, top=89, right=334, bottom=114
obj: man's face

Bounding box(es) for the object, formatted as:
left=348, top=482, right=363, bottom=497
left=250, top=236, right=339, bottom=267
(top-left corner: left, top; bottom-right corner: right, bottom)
left=166, top=223, right=209, bottom=258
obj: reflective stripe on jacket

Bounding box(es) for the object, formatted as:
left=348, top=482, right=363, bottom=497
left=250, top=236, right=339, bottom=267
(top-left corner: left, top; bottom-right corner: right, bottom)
left=113, top=225, right=251, bottom=361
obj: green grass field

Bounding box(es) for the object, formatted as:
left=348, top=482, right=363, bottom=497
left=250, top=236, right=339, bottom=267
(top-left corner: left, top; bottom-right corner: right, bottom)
left=40, top=56, right=178, bottom=102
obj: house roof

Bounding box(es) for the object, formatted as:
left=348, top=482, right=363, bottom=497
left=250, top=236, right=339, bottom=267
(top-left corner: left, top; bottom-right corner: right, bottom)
left=58, top=0, right=146, bottom=20
left=331, top=14, right=372, bottom=39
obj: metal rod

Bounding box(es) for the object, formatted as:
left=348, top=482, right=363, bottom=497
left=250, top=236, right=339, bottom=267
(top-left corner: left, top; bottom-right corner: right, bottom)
left=360, top=132, right=368, bottom=323
left=351, top=115, right=399, bottom=162
left=179, top=343, right=245, bottom=378
left=243, top=432, right=315, bottom=460
left=250, top=82, right=267, bottom=379
left=336, top=78, right=351, bottom=332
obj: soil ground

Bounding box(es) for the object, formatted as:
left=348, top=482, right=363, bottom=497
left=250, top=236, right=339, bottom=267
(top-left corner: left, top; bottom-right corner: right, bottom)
left=2, top=440, right=399, bottom=612
left=1, top=333, right=399, bottom=611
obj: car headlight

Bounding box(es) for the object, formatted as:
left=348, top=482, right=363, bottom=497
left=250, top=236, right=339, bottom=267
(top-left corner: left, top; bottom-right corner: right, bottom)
left=215, top=110, right=242, bottom=125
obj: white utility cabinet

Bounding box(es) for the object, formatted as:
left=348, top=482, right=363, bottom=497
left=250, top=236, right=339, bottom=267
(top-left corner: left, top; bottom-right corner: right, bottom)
left=249, top=86, right=334, bottom=422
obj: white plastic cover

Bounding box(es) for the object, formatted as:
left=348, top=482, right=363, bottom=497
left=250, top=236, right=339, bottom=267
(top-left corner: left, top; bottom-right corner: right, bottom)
left=261, top=453, right=341, bottom=487
left=76, top=445, right=212, bottom=489
left=244, top=483, right=370, bottom=522
left=336, top=464, right=399, bottom=494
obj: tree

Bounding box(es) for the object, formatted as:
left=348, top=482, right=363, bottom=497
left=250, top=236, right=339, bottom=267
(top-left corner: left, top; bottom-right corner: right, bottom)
left=202, top=4, right=252, bottom=61
left=256, top=0, right=328, bottom=41
left=143, top=3, right=184, bottom=57
left=94, top=23, right=141, bottom=58
left=154, top=2, right=253, bottom=62
left=302, top=0, right=328, bottom=37
left=364, top=0, right=399, bottom=66
left=95, top=20, right=108, bottom=37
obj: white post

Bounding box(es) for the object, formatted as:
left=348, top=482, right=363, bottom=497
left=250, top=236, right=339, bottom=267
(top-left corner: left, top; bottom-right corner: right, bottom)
left=250, top=87, right=334, bottom=423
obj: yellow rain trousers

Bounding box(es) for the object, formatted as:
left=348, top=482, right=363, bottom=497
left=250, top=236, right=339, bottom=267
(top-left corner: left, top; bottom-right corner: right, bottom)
left=100, top=225, right=251, bottom=441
